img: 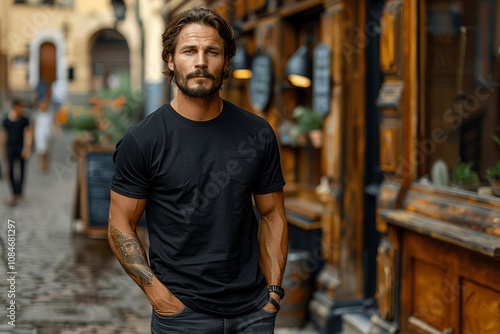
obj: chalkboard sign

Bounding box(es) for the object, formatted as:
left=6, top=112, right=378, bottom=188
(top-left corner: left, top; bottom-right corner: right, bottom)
left=86, top=151, right=114, bottom=228
left=80, top=146, right=115, bottom=237
left=75, top=145, right=146, bottom=238
left=312, top=43, right=331, bottom=116
left=249, top=52, right=273, bottom=112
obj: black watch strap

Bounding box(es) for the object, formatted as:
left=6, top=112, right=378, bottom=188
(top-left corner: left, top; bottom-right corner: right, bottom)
left=268, top=296, right=281, bottom=311
left=268, top=285, right=285, bottom=299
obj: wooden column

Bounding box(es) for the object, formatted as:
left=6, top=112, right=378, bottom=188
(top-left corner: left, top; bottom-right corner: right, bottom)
left=372, top=0, right=419, bottom=332
left=309, top=0, right=368, bottom=331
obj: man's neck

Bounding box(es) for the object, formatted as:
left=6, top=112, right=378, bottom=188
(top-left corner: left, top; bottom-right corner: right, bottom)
left=8, top=111, right=21, bottom=121
left=171, top=94, right=223, bottom=121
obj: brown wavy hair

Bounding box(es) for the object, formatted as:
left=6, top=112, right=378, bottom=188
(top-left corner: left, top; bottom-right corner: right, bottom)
left=161, top=8, right=236, bottom=82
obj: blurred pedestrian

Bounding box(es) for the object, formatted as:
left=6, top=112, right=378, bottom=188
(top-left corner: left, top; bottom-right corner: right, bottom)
left=33, top=99, right=57, bottom=172
left=1, top=100, right=33, bottom=206
left=108, top=8, right=288, bottom=334
left=35, top=79, right=48, bottom=102
left=51, top=79, right=67, bottom=113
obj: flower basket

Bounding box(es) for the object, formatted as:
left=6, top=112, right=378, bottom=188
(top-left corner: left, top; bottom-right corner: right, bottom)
left=58, top=71, right=143, bottom=146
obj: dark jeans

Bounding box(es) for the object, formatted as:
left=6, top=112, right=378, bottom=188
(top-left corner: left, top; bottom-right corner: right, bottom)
left=151, top=306, right=277, bottom=334
left=7, top=150, right=25, bottom=196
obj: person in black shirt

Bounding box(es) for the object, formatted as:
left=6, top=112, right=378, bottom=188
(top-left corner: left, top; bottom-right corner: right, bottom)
left=108, top=8, right=288, bottom=334
left=1, top=100, right=33, bottom=206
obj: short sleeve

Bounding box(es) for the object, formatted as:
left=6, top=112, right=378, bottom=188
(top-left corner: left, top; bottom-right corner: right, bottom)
left=111, top=130, right=150, bottom=199
left=252, top=124, right=286, bottom=194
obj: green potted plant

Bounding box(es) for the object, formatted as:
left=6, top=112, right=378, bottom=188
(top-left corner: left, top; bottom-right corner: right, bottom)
left=484, top=130, right=500, bottom=196
left=292, top=105, right=324, bottom=148
left=451, top=162, right=480, bottom=191
left=486, top=161, right=500, bottom=196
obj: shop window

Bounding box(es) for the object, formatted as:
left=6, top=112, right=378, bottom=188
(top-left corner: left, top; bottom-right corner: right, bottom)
left=422, top=0, right=500, bottom=194
left=280, top=14, right=323, bottom=191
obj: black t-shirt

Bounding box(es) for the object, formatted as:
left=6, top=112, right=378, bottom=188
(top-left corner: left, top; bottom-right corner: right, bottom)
left=111, top=100, right=285, bottom=316
left=3, top=116, right=30, bottom=153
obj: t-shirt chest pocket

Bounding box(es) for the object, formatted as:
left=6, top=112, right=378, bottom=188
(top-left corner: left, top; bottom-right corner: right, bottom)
left=225, top=151, right=260, bottom=188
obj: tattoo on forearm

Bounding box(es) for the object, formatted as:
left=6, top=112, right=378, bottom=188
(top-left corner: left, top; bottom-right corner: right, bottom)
left=110, top=226, right=154, bottom=285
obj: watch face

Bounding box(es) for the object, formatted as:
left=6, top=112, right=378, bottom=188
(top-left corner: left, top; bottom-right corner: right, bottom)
left=269, top=285, right=284, bottom=298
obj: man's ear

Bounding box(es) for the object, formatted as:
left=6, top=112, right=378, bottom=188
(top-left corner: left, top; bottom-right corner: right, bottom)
left=167, top=54, right=174, bottom=71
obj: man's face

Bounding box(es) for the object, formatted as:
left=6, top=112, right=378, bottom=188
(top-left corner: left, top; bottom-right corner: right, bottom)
left=168, top=23, right=228, bottom=99
left=39, top=101, right=48, bottom=112
left=12, top=104, right=23, bottom=117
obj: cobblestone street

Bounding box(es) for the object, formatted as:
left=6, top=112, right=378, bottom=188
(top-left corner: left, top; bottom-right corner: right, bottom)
left=0, top=130, right=318, bottom=334
left=0, top=130, right=152, bottom=333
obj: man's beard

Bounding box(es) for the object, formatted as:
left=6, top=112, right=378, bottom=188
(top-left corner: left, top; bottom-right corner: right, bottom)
left=173, top=67, right=223, bottom=99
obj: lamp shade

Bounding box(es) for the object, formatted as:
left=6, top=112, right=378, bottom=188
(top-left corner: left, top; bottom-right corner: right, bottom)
left=111, top=0, right=126, bottom=22
left=232, top=42, right=252, bottom=79
left=285, top=45, right=311, bottom=88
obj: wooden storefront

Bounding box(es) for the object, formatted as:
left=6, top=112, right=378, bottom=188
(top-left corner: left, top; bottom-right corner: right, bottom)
left=208, top=0, right=500, bottom=333
left=210, top=0, right=372, bottom=332
left=372, top=0, right=500, bottom=334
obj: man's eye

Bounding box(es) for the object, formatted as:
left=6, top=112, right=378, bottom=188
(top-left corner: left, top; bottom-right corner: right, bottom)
left=183, top=49, right=195, bottom=54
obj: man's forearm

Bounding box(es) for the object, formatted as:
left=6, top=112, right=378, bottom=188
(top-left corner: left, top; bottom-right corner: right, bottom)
left=256, top=191, right=288, bottom=293
left=108, top=224, right=183, bottom=314
left=23, top=128, right=33, bottom=152
left=109, top=225, right=153, bottom=287
left=1, top=132, right=7, bottom=159
left=259, top=217, right=288, bottom=289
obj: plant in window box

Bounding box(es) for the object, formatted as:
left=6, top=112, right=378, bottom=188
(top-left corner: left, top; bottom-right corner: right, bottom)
left=485, top=131, right=500, bottom=196
left=292, top=105, right=323, bottom=148
left=450, top=162, right=480, bottom=191
left=486, top=162, right=500, bottom=196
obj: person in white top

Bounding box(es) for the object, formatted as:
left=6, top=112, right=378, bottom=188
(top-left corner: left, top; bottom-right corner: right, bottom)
left=51, top=79, right=67, bottom=113
left=33, top=99, right=57, bottom=172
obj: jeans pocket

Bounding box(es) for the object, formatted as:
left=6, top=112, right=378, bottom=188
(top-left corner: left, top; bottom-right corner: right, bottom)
left=259, top=307, right=278, bottom=316
left=153, top=306, right=187, bottom=319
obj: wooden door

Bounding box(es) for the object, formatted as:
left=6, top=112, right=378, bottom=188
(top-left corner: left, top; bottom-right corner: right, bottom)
left=401, top=230, right=500, bottom=333
left=91, top=29, right=129, bottom=91
left=39, top=42, right=56, bottom=100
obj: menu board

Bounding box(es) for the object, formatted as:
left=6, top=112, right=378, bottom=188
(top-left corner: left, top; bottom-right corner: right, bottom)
left=76, top=145, right=146, bottom=238
left=85, top=150, right=115, bottom=229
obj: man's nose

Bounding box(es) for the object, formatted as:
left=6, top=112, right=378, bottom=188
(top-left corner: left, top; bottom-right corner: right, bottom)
left=195, top=52, right=208, bottom=68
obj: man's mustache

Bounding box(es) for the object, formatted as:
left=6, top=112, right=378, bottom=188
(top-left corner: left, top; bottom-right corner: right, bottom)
left=186, top=70, right=215, bottom=81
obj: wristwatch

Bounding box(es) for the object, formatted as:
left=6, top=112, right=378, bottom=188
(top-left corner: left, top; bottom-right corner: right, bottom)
left=268, top=285, right=285, bottom=299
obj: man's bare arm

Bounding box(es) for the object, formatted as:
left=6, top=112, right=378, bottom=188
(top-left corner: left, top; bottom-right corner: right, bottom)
left=254, top=189, right=288, bottom=311
left=1, top=130, right=7, bottom=158
left=1, top=130, right=8, bottom=180
left=108, top=190, right=184, bottom=314
left=109, top=225, right=154, bottom=285
left=21, top=124, right=33, bottom=159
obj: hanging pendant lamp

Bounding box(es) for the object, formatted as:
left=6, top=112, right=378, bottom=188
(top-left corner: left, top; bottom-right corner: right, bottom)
left=285, top=45, right=311, bottom=88
left=232, top=40, right=252, bottom=79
